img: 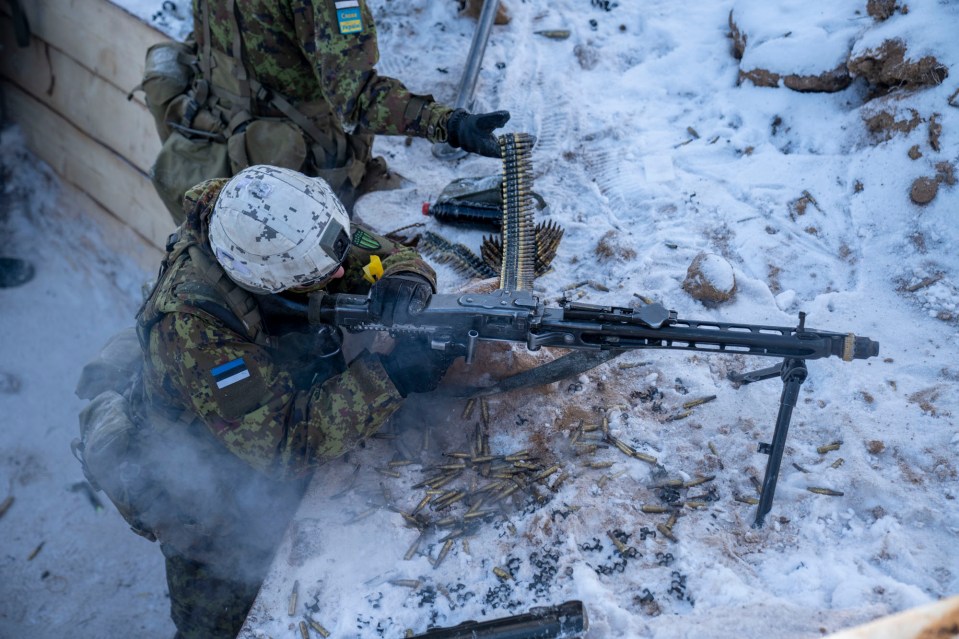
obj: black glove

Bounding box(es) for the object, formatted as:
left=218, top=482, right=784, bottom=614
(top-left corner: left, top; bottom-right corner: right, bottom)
left=380, top=337, right=455, bottom=397
left=446, top=109, right=511, bottom=158
left=368, top=273, right=433, bottom=325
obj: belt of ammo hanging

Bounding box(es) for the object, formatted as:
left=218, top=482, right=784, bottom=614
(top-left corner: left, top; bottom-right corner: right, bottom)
left=498, top=133, right=536, bottom=291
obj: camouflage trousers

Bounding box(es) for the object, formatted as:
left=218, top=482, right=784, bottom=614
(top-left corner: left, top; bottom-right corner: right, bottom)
left=163, top=546, right=261, bottom=639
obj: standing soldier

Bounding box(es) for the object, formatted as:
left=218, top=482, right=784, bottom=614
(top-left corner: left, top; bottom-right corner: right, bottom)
left=76, top=165, right=453, bottom=638
left=140, top=0, right=510, bottom=222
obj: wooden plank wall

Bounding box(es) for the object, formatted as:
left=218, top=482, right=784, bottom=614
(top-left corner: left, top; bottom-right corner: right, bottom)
left=0, top=0, right=176, bottom=250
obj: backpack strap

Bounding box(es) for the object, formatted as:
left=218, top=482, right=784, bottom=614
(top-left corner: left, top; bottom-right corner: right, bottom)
left=185, top=244, right=272, bottom=348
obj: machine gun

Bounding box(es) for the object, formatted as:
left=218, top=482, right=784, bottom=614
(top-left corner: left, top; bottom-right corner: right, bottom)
left=311, top=288, right=879, bottom=526
left=408, top=599, right=586, bottom=639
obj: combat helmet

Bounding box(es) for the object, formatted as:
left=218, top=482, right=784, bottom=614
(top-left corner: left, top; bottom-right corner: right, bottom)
left=209, top=165, right=351, bottom=294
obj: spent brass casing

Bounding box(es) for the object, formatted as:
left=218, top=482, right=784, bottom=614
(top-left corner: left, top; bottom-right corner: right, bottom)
left=586, top=461, right=615, bottom=469
left=288, top=580, right=299, bottom=616
left=533, top=465, right=560, bottom=482
left=411, top=494, right=432, bottom=515
left=641, top=504, right=670, bottom=514
left=657, top=523, right=678, bottom=542
left=308, top=619, right=331, bottom=638
left=606, top=531, right=631, bottom=556
left=432, top=491, right=466, bottom=509
left=513, top=461, right=542, bottom=471
left=683, top=475, right=716, bottom=488
left=390, top=579, right=421, bottom=589
left=464, top=508, right=498, bottom=521
left=435, top=516, right=459, bottom=528
left=817, top=441, right=843, bottom=455
left=404, top=534, right=422, bottom=560
left=573, top=444, right=598, bottom=456
left=569, top=427, right=583, bottom=447
left=807, top=486, right=845, bottom=497
left=633, top=451, right=658, bottom=465
left=588, top=279, right=611, bottom=292
left=611, top=437, right=637, bottom=457
left=0, top=496, right=15, bottom=520
left=435, top=462, right=468, bottom=471
left=682, top=395, right=717, bottom=410
left=551, top=472, right=571, bottom=492
left=434, top=539, right=454, bottom=568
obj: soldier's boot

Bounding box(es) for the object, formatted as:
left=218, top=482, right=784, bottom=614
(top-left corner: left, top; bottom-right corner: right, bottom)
left=0, top=257, right=35, bottom=288
left=164, top=552, right=259, bottom=639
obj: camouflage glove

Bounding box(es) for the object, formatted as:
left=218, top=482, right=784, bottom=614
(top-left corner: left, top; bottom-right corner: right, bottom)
left=446, top=109, right=511, bottom=158
left=380, top=337, right=455, bottom=397
left=369, top=273, right=433, bottom=325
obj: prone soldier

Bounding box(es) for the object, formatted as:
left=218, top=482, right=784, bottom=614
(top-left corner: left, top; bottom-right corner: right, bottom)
left=75, top=165, right=453, bottom=638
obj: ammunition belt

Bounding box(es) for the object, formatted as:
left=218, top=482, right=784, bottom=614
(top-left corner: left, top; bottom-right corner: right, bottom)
left=497, top=133, right=537, bottom=291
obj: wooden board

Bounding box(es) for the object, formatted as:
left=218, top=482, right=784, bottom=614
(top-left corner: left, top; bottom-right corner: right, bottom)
left=826, top=596, right=959, bottom=639
left=3, top=81, right=174, bottom=250
left=1, top=0, right=171, bottom=97
left=62, top=183, right=165, bottom=273
left=0, top=14, right=162, bottom=175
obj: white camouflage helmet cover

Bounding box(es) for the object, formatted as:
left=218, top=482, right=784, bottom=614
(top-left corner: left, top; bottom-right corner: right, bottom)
left=209, top=165, right=351, bottom=294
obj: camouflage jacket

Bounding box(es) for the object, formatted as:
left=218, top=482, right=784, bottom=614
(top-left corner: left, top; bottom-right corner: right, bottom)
left=193, top=0, right=453, bottom=142
left=137, top=178, right=436, bottom=480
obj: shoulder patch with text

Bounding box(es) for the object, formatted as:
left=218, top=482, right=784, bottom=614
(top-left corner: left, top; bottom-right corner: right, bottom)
left=334, top=0, right=363, bottom=34
left=352, top=229, right=382, bottom=250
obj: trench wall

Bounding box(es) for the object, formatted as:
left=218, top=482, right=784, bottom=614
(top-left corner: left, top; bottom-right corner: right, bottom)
left=1, top=0, right=174, bottom=251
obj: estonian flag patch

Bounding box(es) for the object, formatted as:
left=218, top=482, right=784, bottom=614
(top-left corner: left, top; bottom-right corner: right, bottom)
left=211, top=358, right=251, bottom=389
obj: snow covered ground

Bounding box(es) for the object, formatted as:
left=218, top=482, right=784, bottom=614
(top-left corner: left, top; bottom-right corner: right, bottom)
left=3, top=0, right=958, bottom=637
left=0, top=127, right=174, bottom=637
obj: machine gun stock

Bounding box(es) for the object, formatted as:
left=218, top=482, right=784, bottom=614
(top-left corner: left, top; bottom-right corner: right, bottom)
left=311, top=289, right=878, bottom=525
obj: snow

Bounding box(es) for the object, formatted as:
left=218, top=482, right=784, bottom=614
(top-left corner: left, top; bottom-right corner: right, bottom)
left=0, top=128, right=173, bottom=637
left=733, top=1, right=865, bottom=76
left=4, top=0, right=958, bottom=637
